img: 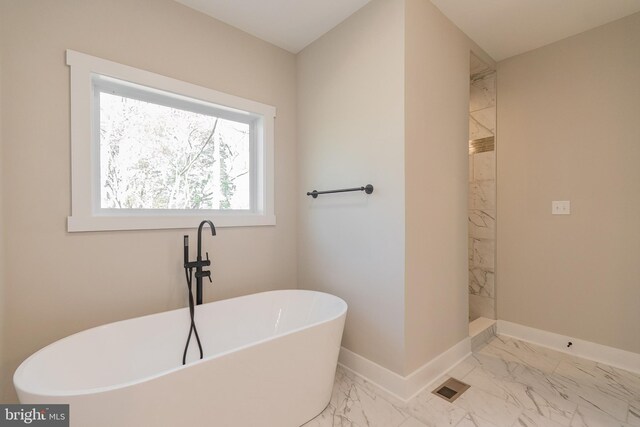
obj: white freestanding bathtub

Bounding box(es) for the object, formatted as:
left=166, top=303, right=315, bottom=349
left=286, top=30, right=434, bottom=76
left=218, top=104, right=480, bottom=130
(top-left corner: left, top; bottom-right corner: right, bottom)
left=14, top=290, right=347, bottom=427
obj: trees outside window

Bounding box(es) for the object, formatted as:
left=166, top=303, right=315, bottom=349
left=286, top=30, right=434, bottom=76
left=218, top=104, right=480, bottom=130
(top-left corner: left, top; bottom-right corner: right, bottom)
left=99, top=92, right=250, bottom=211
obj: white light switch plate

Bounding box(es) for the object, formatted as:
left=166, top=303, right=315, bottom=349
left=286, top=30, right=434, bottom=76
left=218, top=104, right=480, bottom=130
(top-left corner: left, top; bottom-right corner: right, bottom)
left=552, top=200, right=571, bottom=215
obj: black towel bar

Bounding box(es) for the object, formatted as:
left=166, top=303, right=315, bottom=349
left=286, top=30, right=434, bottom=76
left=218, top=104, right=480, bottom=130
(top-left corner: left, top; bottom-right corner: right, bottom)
left=307, top=184, right=374, bottom=198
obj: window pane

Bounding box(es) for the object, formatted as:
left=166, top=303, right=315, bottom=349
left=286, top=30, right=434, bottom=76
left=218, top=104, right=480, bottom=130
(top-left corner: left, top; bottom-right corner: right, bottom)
left=99, top=92, right=251, bottom=210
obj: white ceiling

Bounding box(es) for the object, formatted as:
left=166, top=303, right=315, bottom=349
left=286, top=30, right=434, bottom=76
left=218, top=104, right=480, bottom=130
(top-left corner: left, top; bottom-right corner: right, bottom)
left=430, top=0, right=640, bottom=61
left=174, top=0, right=372, bottom=53
left=176, top=0, right=640, bottom=60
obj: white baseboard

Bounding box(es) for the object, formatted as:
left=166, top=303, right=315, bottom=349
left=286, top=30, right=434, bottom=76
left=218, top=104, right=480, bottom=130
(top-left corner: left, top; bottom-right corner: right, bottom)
left=497, top=320, right=640, bottom=374
left=338, top=337, right=471, bottom=402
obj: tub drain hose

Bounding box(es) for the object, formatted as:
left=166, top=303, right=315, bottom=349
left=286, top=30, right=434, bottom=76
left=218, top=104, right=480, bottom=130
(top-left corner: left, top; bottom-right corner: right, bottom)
left=183, top=267, right=204, bottom=365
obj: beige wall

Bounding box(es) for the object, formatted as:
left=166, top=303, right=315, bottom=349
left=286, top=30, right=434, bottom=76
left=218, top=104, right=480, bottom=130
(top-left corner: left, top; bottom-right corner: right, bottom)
left=497, top=12, right=640, bottom=354
left=297, top=0, right=407, bottom=374
left=404, top=0, right=493, bottom=373
left=0, top=33, right=5, bottom=400
left=0, top=0, right=297, bottom=401
left=298, top=0, right=495, bottom=375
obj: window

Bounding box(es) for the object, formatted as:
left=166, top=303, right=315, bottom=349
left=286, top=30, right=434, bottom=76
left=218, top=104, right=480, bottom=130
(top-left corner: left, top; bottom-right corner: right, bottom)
left=96, top=77, right=253, bottom=211
left=67, top=50, right=275, bottom=231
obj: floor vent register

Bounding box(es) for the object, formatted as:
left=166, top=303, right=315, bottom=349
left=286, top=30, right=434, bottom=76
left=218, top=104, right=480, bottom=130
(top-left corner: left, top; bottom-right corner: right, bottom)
left=431, top=378, right=470, bottom=403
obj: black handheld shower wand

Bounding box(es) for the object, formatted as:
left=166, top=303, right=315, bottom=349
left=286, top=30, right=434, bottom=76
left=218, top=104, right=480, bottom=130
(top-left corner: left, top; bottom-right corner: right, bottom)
left=181, top=220, right=216, bottom=365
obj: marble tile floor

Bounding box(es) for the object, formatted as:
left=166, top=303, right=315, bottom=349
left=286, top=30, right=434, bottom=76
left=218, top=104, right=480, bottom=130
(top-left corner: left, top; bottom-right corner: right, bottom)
left=304, top=335, right=640, bottom=427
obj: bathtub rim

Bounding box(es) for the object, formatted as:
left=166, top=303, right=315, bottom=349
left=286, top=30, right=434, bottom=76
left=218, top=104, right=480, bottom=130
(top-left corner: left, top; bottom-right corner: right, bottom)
left=14, top=289, right=347, bottom=398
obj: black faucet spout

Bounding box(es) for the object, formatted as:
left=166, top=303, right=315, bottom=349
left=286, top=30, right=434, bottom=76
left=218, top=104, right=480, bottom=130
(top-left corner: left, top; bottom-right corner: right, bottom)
left=195, top=220, right=216, bottom=305
left=197, top=220, right=216, bottom=261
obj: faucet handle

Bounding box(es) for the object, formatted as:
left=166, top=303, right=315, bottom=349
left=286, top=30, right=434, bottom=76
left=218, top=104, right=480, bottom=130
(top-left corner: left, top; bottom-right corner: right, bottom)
left=203, top=252, right=212, bottom=268
left=195, top=270, right=212, bottom=283
left=202, top=270, right=213, bottom=283
left=206, top=253, right=213, bottom=280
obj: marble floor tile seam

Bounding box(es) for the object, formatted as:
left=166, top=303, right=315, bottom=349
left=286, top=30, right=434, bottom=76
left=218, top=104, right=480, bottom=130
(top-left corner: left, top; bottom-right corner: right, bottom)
left=456, top=365, right=581, bottom=426
left=569, top=372, right=638, bottom=408
left=548, top=364, right=633, bottom=421
left=311, top=399, right=412, bottom=427
left=457, top=412, right=500, bottom=427
left=450, top=382, right=527, bottom=426
left=551, top=361, right=640, bottom=407
left=513, top=409, right=573, bottom=427
left=570, top=403, right=636, bottom=427
left=397, top=411, right=503, bottom=427
left=488, top=335, right=576, bottom=366
left=485, top=337, right=563, bottom=374
left=550, top=376, right=630, bottom=423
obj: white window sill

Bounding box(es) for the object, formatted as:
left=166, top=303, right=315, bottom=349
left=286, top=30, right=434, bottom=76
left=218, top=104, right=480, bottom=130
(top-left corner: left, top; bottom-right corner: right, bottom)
left=67, top=214, right=276, bottom=232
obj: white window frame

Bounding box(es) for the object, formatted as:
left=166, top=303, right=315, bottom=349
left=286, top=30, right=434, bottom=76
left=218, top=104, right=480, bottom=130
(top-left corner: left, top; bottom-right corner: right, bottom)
left=66, top=50, right=276, bottom=232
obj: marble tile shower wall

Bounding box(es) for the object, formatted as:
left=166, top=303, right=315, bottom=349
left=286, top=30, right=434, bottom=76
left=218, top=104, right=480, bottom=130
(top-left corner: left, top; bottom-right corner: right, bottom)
left=469, top=72, right=496, bottom=321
